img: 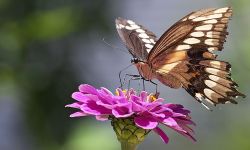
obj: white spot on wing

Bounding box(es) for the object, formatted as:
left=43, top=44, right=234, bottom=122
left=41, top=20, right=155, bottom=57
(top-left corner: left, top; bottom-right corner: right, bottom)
left=182, top=18, right=187, bottom=21
left=116, top=24, right=120, bottom=29
left=195, top=24, right=213, bottom=31
left=205, top=80, right=217, bottom=88
left=149, top=39, right=156, bottom=44
left=189, top=15, right=196, bottom=19
left=159, top=62, right=180, bottom=72
left=204, top=88, right=215, bottom=99
left=205, top=39, right=219, bottom=46
left=205, top=39, right=214, bottom=45
left=191, top=31, right=205, bottom=37
left=209, top=75, right=220, bottom=82
left=138, top=33, right=150, bottom=38
left=127, top=20, right=135, bottom=25
left=206, top=14, right=223, bottom=20
left=193, top=17, right=207, bottom=22
left=176, top=45, right=191, bottom=50
left=214, top=7, right=229, bottom=13
left=142, top=38, right=151, bottom=43
left=145, top=44, right=153, bottom=49
left=183, top=38, right=200, bottom=44
left=210, top=61, right=222, bottom=67
left=136, top=29, right=145, bottom=33
left=204, top=19, right=218, bottom=24
left=146, top=49, right=151, bottom=53
left=208, top=47, right=217, bottom=52
left=205, top=68, right=222, bottom=75
left=206, top=32, right=213, bottom=38
left=125, top=26, right=134, bottom=30
left=193, top=14, right=223, bottom=22
left=116, top=24, right=125, bottom=29
left=130, top=24, right=140, bottom=29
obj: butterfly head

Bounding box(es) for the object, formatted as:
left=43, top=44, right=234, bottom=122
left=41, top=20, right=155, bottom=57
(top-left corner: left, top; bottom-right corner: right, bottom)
left=131, top=58, right=146, bottom=64
left=131, top=58, right=140, bottom=64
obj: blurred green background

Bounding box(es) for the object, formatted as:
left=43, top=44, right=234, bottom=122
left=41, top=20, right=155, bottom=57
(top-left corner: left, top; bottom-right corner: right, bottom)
left=0, top=0, right=249, bottom=150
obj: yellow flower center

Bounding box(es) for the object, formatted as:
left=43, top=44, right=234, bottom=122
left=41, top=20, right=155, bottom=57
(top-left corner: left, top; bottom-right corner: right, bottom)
left=149, top=95, right=157, bottom=101
left=115, top=89, right=127, bottom=96
left=148, top=92, right=159, bottom=102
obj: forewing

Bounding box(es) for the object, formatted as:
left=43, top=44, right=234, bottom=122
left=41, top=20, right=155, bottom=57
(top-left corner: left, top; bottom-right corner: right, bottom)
left=116, top=17, right=157, bottom=60
left=152, top=7, right=245, bottom=106
left=148, top=7, right=232, bottom=62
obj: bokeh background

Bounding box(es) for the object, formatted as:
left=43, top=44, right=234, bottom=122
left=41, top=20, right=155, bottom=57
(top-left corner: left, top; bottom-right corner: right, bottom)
left=0, top=0, right=249, bottom=150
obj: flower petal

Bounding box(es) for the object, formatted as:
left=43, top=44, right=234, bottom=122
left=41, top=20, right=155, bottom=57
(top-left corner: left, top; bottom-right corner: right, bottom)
left=140, top=91, right=148, bottom=102
left=69, top=111, right=88, bottom=117
left=81, top=101, right=111, bottom=115
left=131, top=100, right=146, bottom=112
left=116, top=88, right=125, bottom=97
left=153, top=127, right=169, bottom=144
left=112, top=103, right=133, bottom=118
left=79, top=84, right=98, bottom=94
left=66, top=84, right=196, bottom=143
left=163, top=117, right=185, bottom=132
left=65, top=102, right=82, bottom=109
left=72, top=92, right=90, bottom=102
left=134, top=115, right=158, bottom=129
left=100, top=87, right=114, bottom=96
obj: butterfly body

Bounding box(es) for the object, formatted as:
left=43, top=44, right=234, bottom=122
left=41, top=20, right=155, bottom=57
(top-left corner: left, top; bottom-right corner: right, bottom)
left=134, top=61, right=155, bottom=80
left=116, top=7, right=245, bottom=107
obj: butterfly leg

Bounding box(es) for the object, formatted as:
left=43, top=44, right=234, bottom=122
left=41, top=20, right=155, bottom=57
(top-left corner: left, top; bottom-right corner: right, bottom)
left=150, top=80, right=158, bottom=94
left=118, top=64, right=134, bottom=88
left=142, top=78, right=158, bottom=93
left=142, top=79, right=146, bottom=91
left=126, top=74, right=142, bottom=89
left=121, top=74, right=141, bottom=89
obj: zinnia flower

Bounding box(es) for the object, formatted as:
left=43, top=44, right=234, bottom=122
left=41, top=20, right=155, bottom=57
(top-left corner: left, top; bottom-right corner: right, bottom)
left=66, top=84, right=195, bottom=149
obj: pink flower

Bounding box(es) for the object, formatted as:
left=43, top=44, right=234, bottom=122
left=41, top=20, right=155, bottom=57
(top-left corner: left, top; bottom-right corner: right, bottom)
left=66, top=84, right=196, bottom=143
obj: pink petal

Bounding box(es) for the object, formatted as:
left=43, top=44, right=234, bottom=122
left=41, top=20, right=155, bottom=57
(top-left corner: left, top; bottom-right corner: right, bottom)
left=174, top=129, right=196, bottom=142
left=146, top=102, right=162, bottom=110
left=131, top=101, right=146, bottom=112
left=65, top=102, right=82, bottom=109
left=140, top=91, right=148, bottom=101
left=112, top=109, right=134, bottom=118
left=69, top=111, right=88, bottom=117
left=72, top=92, right=89, bottom=102
left=85, top=94, right=99, bottom=102
left=116, top=88, right=125, bottom=97
left=153, top=127, right=169, bottom=144
left=134, top=116, right=158, bottom=129
left=100, top=87, right=114, bottom=96
left=112, top=103, right=133, bottom=118
left=81, top=101, right=111, bottom=115
left=79, top=84, right=98, bottom=94
left=163, top=117, right=185, bottom=132
left=96, top=100, right=114, bottom=109
left=130, top=95, right=140, bottom=102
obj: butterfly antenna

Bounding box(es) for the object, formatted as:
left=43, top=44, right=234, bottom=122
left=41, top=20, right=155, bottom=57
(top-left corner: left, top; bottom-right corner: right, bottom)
left=101, top=37, right=130, bottom=55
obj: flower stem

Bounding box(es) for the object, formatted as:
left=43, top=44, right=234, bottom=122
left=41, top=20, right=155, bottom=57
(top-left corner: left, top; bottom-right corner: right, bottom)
left=120, top=141, right=138, bottom=150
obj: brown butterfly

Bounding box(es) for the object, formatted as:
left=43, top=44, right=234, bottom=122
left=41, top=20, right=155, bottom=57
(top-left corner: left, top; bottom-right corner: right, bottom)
left=115, top=7, right=245, bottom=109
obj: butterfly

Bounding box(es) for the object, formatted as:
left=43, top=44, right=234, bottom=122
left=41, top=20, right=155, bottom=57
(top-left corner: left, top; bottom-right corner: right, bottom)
left=115, top=7, right=246, bottom=109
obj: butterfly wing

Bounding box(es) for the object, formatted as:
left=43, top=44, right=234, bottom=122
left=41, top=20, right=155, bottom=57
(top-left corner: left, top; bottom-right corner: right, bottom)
left=116, top=17, right=157, bottom=61
left=149, top=7, right=245, bottom=106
